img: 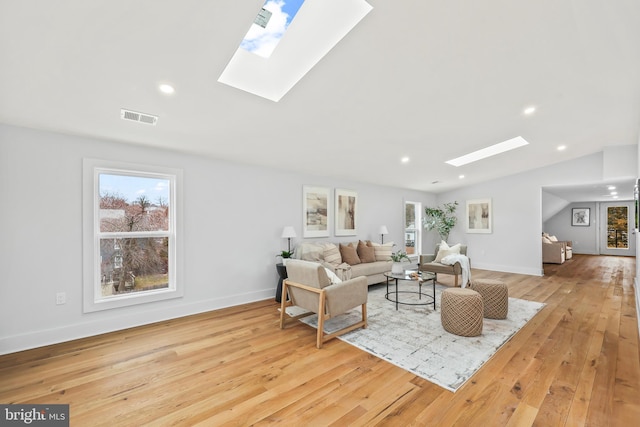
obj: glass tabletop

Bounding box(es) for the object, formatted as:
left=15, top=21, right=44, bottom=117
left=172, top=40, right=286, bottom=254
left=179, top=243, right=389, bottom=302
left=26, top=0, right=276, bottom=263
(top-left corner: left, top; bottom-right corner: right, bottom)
left=384, top=270, right=435, bottom=281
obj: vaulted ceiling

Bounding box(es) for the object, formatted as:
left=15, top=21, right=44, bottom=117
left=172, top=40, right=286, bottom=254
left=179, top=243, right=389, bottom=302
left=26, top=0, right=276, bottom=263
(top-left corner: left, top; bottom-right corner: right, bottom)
left=1, top=1, right=639, bottom=194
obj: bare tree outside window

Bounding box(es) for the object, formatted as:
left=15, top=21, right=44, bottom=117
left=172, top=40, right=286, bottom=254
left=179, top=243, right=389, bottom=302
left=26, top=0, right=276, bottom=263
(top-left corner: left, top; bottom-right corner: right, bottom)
left=98, top=174, right=171, bottom=297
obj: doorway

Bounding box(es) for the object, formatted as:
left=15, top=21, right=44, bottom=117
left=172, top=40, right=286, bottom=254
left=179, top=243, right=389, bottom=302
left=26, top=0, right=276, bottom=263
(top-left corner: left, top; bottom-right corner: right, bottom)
left=599, top=201, right=636, bottom=256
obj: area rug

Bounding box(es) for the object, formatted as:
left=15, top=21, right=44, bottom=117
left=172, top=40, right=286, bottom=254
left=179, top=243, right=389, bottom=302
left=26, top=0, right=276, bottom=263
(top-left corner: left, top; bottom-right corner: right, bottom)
left=290, top=283, right=545, bottom=392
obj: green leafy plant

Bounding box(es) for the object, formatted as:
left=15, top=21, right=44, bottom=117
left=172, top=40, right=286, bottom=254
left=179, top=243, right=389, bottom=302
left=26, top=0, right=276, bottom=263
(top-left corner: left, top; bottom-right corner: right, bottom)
left=276, top=250, right=294, bottom=259
left=390, top=250, right=411, bottom=263
left=423, top=201, right=458, bottom=242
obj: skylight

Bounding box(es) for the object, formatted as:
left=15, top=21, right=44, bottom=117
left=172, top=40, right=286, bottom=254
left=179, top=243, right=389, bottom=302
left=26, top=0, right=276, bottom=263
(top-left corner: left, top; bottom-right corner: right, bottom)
left=445, top=136, right=530, bottom=167
left=241, top=0, right=307, bottom=59
left=218, top=0, right=373, bottom=102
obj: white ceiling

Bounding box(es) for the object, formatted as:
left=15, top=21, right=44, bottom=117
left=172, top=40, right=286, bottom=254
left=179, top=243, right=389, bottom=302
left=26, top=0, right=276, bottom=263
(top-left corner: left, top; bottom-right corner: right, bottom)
left=1, top=1, right=639, bottom=195
left=544, top=178, right=636, bottom=202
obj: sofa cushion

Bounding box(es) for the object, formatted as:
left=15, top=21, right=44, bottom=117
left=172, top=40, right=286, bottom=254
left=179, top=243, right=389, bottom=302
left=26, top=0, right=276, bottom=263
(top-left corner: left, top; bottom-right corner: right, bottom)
left=339, top=243, right=361, bottom=265
left=368, top=241, right=394, bottom=261
left=296, top=242, right=325, bottom=262
left=357, top=240, right=376, bottom=263
left=323, top=243, right=342, bottom=266
left=351, top=260, right=391, bottom=277
left=435, top=241, right=461, bottom=262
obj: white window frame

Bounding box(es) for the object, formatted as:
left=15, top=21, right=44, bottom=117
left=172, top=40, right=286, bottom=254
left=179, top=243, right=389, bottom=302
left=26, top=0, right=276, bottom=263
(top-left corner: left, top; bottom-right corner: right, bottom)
left=404, top=201, right=422, bottom=261
left=83, top=159, right=183, bottom=313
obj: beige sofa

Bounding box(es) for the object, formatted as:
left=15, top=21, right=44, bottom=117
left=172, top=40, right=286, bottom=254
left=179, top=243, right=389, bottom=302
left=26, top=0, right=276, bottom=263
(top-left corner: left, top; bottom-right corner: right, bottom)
left=294, top=240, right=394, bottom=285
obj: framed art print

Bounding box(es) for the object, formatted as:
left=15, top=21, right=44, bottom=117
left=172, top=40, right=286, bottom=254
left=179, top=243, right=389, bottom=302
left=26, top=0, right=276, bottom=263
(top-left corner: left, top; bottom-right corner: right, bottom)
left=302, top=186, right=330, bottom=238
left=335, top=188, right=357, bottom=236
left=466, top=198, right=492, bottom=233
left=572, top=207, right=590, bottom=226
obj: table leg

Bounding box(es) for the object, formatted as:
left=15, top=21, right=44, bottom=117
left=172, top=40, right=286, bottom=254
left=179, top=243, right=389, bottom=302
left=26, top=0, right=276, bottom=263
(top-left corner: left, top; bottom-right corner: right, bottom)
left=395, top=278, right=399, bottom=310
left=432, top=278, right=436, bottom=310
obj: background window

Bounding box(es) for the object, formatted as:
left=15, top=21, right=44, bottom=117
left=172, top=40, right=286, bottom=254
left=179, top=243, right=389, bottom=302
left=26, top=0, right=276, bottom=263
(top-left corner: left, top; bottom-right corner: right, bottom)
left=83, top=159, right=183, bottom=312
left=405, top=201, right=422, bottom=256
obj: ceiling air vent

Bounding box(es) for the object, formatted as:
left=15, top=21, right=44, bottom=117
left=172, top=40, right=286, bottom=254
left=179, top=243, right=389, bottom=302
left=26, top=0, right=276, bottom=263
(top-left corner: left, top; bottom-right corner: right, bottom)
left=120, top=109, right=158, bottom=126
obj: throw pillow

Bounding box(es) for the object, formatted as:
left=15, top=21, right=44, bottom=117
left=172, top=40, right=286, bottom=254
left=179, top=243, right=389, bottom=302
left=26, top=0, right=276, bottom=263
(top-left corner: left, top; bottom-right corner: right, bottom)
left=296, top=242, right=324, bottom=262
left=549, top=235, right=558, bottom=242
left=323, top=243, right=342, bottom=266
left=438, top=240, right=451, bottom=250
left=324, top=267, right=342, bottom=284
left=542, top=236, right=552, bottom=244
left=435, top=242, right=461, bottom=263
left=339, top=243, right=361, bottom=265
left=357, top=240, right=376, bottom=263
left=368, top=241, right=394, bottom=261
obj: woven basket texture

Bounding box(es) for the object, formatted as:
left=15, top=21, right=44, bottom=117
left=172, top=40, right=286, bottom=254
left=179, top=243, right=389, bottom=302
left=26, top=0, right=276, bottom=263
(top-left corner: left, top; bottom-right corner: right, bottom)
left=441, top=288, right=483, bottom=337
left=470, top=279, right=509, bottom=319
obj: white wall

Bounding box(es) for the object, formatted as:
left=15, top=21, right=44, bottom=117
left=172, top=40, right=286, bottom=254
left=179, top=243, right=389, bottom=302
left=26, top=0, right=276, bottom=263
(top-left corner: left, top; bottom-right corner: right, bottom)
left=541, top=190, right=570, bottom=223
left=544, top=202, right=599, bottom=254
left=0, top=124, right=435, bottom=354
left=434, top=152, right=610, bottom=276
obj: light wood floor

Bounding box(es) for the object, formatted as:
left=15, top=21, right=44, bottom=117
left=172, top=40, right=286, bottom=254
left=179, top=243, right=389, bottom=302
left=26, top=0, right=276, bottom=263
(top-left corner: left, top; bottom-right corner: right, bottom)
left=1, top=255, right=639, bottom=426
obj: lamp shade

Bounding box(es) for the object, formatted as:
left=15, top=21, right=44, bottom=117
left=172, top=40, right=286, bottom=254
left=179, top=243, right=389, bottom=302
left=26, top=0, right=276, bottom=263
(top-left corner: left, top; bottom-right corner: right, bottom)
left=378, top=225, right=389, bottom=235
left=281, top=226, right=297, bottom=238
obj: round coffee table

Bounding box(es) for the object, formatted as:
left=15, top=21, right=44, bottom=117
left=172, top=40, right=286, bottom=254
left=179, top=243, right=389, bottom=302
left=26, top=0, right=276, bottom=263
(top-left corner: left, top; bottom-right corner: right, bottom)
left=384, top=270, right=436, bottom=310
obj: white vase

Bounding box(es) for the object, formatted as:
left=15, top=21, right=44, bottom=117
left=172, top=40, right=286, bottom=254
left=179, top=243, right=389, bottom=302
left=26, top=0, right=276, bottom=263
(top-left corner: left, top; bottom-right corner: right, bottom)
left=282, top=258, right=288, bottom=266
left=391, top=262, right=404, bottom=274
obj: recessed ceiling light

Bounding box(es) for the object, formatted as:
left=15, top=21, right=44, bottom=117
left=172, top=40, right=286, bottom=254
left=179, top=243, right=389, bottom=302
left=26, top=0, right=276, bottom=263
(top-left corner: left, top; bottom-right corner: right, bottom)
left=557, top=145, right=566, bottom=151
left=445, top=136, right=529, bottom=167
left=608, top=185, right=616, bottom=190
left=524, top=106, right=536, bottom=115
left=159, top=84, right=175, bottom=94
left=613, top=196, right=619, bottom=199
left=459, top=175, right=465, bottom=179
left=611, top=191, right=618, bottom=195
left=401, top=157, right=410, bottom=163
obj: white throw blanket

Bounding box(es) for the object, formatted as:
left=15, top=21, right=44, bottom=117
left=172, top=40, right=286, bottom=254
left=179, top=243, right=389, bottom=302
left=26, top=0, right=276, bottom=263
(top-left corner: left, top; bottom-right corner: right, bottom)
left=440, top=254, right=471, bottom=288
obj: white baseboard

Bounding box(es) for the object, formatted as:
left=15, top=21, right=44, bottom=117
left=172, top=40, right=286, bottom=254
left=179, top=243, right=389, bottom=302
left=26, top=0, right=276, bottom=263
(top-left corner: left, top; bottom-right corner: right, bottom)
left=0, top=289, right=274, bottom=355
left=471, top=262, right=543, bottom=277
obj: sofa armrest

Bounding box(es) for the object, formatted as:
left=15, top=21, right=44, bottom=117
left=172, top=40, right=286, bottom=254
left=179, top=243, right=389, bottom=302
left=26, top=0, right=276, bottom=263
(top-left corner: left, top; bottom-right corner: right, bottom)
left=324, top=276, right=368, bottom=315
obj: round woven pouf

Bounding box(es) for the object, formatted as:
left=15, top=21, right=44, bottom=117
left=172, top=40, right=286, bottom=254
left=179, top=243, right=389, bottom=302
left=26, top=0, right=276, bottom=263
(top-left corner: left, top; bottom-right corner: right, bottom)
left=440, top=288, right=483, bottom=337
left=470, top=279, right=509, bottom=319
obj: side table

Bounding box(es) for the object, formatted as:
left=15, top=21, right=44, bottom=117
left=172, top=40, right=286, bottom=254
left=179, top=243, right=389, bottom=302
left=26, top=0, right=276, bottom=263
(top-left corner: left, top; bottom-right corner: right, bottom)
left=275, top=263, right=287, bottom=303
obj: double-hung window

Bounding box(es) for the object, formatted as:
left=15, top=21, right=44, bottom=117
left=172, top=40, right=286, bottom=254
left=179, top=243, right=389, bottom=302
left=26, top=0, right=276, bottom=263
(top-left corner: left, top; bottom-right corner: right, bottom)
left=405, top=201, right=422, bottom=258
left=83, top=159, right=183, bottom=312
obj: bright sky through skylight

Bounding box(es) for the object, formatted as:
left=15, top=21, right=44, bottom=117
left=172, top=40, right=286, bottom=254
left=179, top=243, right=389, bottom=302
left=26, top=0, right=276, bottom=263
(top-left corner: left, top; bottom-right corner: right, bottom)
left=241, top=0, right=307, bottom=58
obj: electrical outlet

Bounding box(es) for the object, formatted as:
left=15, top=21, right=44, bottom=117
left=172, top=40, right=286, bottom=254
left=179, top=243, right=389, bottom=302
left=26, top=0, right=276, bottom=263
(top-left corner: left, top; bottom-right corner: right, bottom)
left=56, top=292, right=66, bottom=305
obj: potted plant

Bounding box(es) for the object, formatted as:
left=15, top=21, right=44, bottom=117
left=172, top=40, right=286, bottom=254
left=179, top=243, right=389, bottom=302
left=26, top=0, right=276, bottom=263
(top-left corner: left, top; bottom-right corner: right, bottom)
left=423, top=201, right=458, bottom=242
left=390, top=250, right=411, bottom=274
left=277, top=250, right=294, bottom=266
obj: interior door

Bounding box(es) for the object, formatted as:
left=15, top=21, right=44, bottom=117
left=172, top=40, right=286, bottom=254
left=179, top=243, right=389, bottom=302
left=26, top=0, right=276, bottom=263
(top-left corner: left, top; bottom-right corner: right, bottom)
left=599, top=201, right=636, bottom=256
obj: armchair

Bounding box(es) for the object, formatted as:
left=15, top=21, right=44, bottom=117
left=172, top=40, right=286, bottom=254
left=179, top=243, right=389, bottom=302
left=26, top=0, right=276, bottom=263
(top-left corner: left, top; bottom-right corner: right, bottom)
left=545, top=234, right=572, bottom=260
left=542, top=240, right=565, bottom=264
left=280, top=260, right=368, bottom=348
left=419, top=244, right=469, bottom=287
